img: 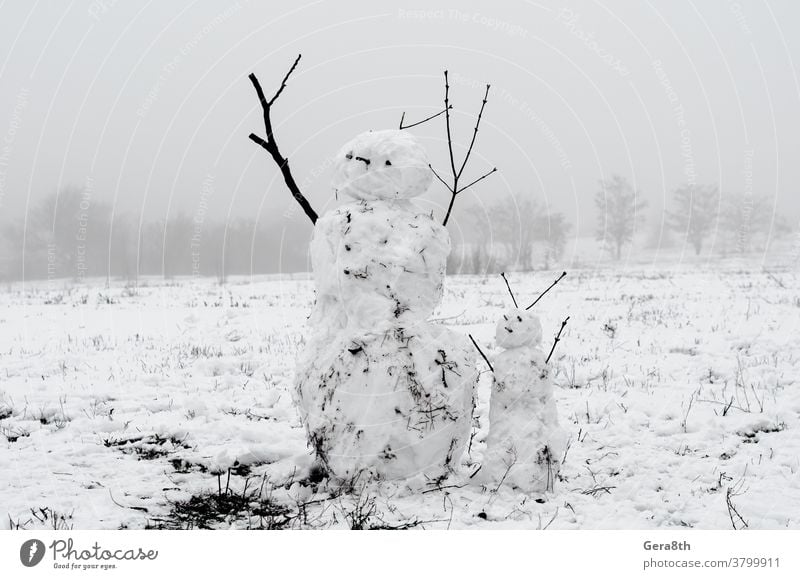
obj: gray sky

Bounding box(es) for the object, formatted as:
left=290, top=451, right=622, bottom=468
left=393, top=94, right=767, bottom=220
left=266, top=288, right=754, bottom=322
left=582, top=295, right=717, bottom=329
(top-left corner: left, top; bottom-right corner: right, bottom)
left=1, top=0, right=799, bottom=236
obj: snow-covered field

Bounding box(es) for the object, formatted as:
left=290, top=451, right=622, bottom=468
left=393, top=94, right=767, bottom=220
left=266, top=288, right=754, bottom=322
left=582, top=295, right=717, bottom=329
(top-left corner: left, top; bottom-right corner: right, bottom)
left=2, top=263, right=799, bottom=529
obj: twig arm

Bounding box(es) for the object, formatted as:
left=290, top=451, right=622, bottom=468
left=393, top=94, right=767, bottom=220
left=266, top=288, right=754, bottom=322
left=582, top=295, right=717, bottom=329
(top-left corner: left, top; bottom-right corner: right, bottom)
left=399, top=105, right=452, bottom=130
left=429, top=164, right=453, bottom=193
left=500, top=272, right=518, bottom=308
left=440, top=166, right=497, bottom=227
left=443, top=71, right=458, bottom=183
left=437, top=73, right=497, bottom=226
left=457, top=84, right=490, bottom=179
left=545, top=316, right=570, bottom=364
left=269, top=54, right=302, bottom=105
left=469, top=334, right=494, bottom=373
left=527, top=271, right=567, bottom=310
left=248, top=55, right=318, bottom=225
left=455, top=167, right=497, bottom=195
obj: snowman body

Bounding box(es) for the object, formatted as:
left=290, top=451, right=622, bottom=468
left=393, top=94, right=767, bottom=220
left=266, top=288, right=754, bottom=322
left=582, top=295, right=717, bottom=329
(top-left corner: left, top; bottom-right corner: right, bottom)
left=484, top=308, right=566, bottom=493
left=294, top=130, right=477, bottom=481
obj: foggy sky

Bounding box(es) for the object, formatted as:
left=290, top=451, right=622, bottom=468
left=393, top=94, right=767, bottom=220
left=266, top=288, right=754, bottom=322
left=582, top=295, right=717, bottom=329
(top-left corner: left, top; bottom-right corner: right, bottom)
left=1, top=0, right=799, bottom=237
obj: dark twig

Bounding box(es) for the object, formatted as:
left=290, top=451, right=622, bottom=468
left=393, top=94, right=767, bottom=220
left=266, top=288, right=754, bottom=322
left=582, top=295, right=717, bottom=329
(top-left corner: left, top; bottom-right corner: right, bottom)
left=399, top=105, right=452, bottom=130
left=457, top=84, right=490, bottom=180
left=500, top=272, right=518, bottom=308
left=428, top=164, right=452, bottom=192
left=444, top=71, right=457, bottom=181
left=440, top=187, right=459, bottom=227
left=248, top=55, right=318, bottom=224
left=421, top=483, right=466, bottom=494
left=546, top=317, right=569, bottom=364
left=541, top=507, right=559, bottom=530
left=456, top=167, right=497, bottom=194
left=493, top=450, right=517, bottom=492
left=269, top=55, right=302, bottom=105
left=526, top=271, right=567, bottom=310
left=581, top=485, right=616, bottom=496
left=726, top=487, right=749, bottom=530
left=108, top=489, right=149, bottom=513
left=430, top=71, right=496, bottom=227
left=468, top=334, right=494, bottom=373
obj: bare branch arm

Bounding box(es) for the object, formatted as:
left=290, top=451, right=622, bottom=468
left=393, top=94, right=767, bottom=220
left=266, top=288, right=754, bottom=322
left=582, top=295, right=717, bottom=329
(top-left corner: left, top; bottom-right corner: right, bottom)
left=248, top=133, right=270, bottom=149
left=469, top=334, right=494, bottom=373
left=428, top=164, right=453, bottom=193
left=443, top=71, right=458, bottom=182
left=441, top=192, right=458, bottom=228
left=248, top=55, right=318, bottom=225
left=500, top=272, right=518, bottom=308
left=457, top=84, right=490, bottom=179
left=399, top=105, right=452, bottom=130
left=440, top=166, right=496, bottom=227
left=437, top=73, right=497, bottom=227
left=269, top=54, right=302, bottom=105
left=545, top=316, right=570, bottom=364
left=455, top=167, right=497, bottom=195
left=526, top=271, right=567, bottom=310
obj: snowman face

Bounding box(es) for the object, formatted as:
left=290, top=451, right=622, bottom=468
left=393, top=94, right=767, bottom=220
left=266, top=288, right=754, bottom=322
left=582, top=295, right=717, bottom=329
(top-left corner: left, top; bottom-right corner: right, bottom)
left=495, top=308, right=543, bottom=349
left=332, top=129, right=433, bottom=201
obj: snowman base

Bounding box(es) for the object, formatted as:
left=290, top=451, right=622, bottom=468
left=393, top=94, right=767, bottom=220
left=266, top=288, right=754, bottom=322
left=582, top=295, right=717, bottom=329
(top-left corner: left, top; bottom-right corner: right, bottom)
left=295, top=323, right=477, bottom=482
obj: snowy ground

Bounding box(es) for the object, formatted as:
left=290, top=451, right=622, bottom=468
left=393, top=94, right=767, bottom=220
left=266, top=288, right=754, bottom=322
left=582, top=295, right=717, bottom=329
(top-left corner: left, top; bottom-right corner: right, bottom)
left=1, top=262, right=799, bottom=529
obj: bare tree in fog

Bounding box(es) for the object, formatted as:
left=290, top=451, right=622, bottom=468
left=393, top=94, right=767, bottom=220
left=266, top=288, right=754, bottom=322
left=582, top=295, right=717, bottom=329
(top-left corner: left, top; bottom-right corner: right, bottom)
left=446, top=197, right=572, bottom=274
left=466, top=206, right=499, bottom=274
left=444, top=202, right=501, bottom=275
left=667, top=184, right=719, bottom=256
left=2, top=188, right=111, bottom=280
left=718, top=192, right=785, bottom=255
left=493, top=196, right=571, bottom=270
left=595, top=175, right=647, bottom=261
left=539, top=212, right=571, bottom=269
left=162, top=214, right=194, bottom=278
left=109, top=213, right=138, bottom=281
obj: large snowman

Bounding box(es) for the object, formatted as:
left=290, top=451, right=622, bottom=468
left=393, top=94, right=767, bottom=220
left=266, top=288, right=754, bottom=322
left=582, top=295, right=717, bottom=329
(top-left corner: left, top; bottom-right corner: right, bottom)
left=294, top=129, right=477, bottom=482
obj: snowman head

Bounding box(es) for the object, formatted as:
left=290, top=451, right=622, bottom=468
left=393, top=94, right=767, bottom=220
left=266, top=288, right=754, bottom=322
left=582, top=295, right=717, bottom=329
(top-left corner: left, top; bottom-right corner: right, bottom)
left=332, top=129, right=433, bottom=201
left=495, top=308, right=543, bottom=349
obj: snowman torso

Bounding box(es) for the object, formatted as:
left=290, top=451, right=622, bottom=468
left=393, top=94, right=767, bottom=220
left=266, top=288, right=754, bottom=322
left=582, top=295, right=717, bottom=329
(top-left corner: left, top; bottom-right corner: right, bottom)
left=489, top=347, right=557, bottom=443
left=310, top=199, right=449, bottom=331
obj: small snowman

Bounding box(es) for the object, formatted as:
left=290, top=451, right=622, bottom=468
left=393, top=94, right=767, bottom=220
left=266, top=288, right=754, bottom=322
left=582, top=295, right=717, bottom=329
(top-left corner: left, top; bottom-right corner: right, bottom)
left=474, top=273, right=569, bottom=493
left=294, top=129, right=477, bottom=482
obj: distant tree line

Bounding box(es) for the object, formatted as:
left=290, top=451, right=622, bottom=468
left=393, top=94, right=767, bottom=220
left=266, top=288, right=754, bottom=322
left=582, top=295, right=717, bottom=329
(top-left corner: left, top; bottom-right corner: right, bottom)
left=447, top=174, right=793, bottom=274
left=446, top=195, right=572, bottom=274
left=594, top=174, right=792, bottom=260
left=1, top=179, right=793, bottom=281
left=1, top=188, right=311, bottom=282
